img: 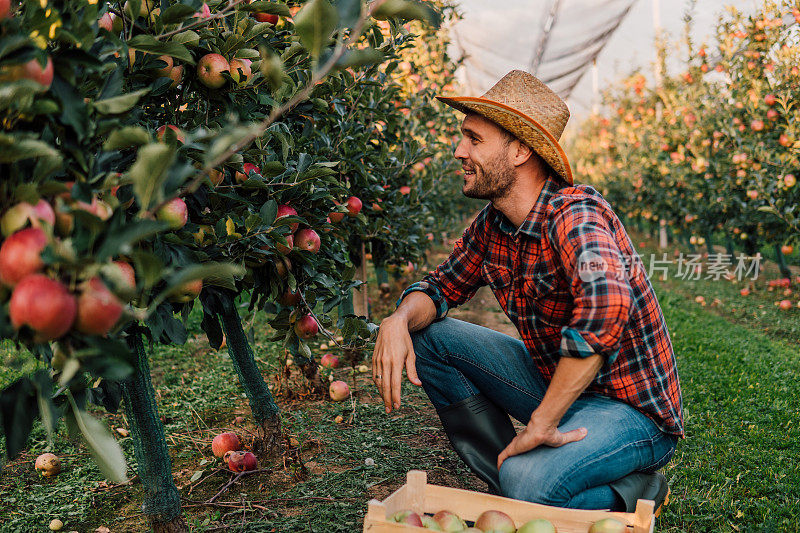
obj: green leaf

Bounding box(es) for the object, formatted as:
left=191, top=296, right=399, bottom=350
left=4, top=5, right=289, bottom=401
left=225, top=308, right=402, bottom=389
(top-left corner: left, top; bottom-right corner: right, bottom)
left=190, top=470, right=204, bottom=483
left=240, top=1, right=291, bottom=15
left=293, top=0, right=339, bottom=60
left=335, top=0, right=363, bottom=28
left=66, top=394, right=128, bottom=483
left=234, top=48, right=261, bottom=59
left=127, top=143, right=176, bottom=211
left=103, top=126, right=151, bottom=150
left=152, top=263, right=246, bottom=309
left=0, top=79, right=47, bottom=112
left=0, top=133, right=61, bottom=163
left=335, top=47, right=384, bottom=69
left=97, top=219, right=169, bottom=260
left=93, top=88, right=150, bottom=115
left=260, top=200, right=278, bottom=225
left=372, top=0, right=437, bottom=23
left=171, top=31, right=200, bottom=47
left=130, top=251, right=165, bottom=289
left=32, top=370, right=58, bottom=445
left=0, top=378, right=37, bottom=459
left=160, top=4, right=198, bottom=24
left=127, top=35, right=195, bottom=64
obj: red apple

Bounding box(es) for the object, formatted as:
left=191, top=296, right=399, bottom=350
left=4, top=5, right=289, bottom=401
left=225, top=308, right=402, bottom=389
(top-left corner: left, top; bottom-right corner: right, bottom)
left=779, top=299, right=792, bottom=310
left=278, top=288, right=301, bottom=306
left=785, top=174, right=796, bottom=187
left=433, top=510, right=467, bottom=531
left=113, top=261, right=136, bottom=290
left=196, top=53, right=229, bottom=89
left=329, top=380, right=350, bottom=401
left=475, top=510, right=515, bottom=533
left=388, top=510, right=422, bottom=527
left=156, top=197, right=188, bottom=229
left=154, top=55, right=173, bottom=77
left=276, top=204, right=299, bottom=232
left=254, top=12, right=279, bottom=24
left=168, top=279, right=203, bottom=303
left=740, top=288, right=750, bottom=296
left=98, top=12, right=122, bottom=33
left=0, top=227, right=47, bottom=286
left=399, top=185, right=411, bottom=195
left=10, top=275, right=77, bottom=340
left=781, top=245, right=793, bottom=255
left=295, top=228, right=320, bottom=253
left=750, top=119, right=765, bottom=132
left=227, top=450, right=258, bottom=472
left=764, top=94, right=776, bottom=106
left=345, top=196, right=362, bottom=217
left=167, top=64, right=183, bottom=88
left=746, top=190, right=758, bottom=200
left=0, top=0, right=11, bottom=20
left=211, top=432, right=241, bottom=458
left=320, top=353, right=339, bottom=368
left=229, top=58, right=252, bottom=84
left=2, top=56, right=55, bottom=89
left=294, top=314, right=318, bottom=339
left=276, top=233, right=293, bottom=255
left=328, top=202, right=345, bottom=223
left=34, top=453, right=61, bottom=477
left=235, top=162, right=261, bottom=183
left=74, top=277, right=124, bottom=336
left=157, top=124, right=185, bottom=144
left=1, top=200, right=55, bottom=236
left=779, top=134, right=792, bottom=147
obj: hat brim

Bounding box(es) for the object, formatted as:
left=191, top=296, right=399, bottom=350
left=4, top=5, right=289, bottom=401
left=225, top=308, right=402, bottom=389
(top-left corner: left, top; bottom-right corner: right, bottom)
left=437, top=96, right=573, bottom=186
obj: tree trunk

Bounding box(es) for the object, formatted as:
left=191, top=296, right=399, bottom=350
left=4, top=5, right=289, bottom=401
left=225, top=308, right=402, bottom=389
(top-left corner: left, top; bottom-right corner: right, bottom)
left=121, top=331, right=186, bottom=531
left=775, top=244, right=792, bottom=279
left=217, top=303, right=282, bottom=458
left=725, top=236, right=736, bottom=258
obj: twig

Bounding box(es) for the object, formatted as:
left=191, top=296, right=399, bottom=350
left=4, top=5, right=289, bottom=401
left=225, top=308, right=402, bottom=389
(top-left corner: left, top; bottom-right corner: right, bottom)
left=206, top=468, right=271, bottom=503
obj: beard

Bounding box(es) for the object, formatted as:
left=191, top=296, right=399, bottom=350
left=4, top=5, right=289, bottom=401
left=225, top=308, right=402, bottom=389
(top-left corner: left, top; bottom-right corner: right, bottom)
left=462, top=151, right=516, bottom=200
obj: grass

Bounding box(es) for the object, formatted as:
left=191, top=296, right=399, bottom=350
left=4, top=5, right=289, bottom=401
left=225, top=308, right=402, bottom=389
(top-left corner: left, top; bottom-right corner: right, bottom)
left=1, top=233, right=799, bottom=531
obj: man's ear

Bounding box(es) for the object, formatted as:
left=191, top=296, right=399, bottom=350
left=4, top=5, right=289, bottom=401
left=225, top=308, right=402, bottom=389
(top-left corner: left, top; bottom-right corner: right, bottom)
left=511, top=140, right=534, bottom=167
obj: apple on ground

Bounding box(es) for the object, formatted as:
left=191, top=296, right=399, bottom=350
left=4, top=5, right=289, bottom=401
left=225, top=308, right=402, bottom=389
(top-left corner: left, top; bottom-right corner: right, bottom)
left=517, top=518, right=556, bottom=533
left=156, top=197, right=188, bottom=229
left=320, top=353, right=339, bottom=368
left=75, top=277, right=124, bottom=336
left=432, top=510, right=467, bottom=531
left=276, top=204, right=299, bottom=232
left=295, top=228, right=321, bottom=253
left=227, top=451, right=258, bottom=472
left=294, top=314, right=318, bottom=339
left=779, top=299, right=792, bottom=311
left=329, top=380, right=350, bottom=401
left=10, top=275, right=77, bottom=341
left=388, top=510, right=423, bottom=527
left=35, top=453, right=62, bottom=477
left=168, top=279, right=203, bottom=303
left=739, top=288, right=750, bottom=296
left=588, top=518, right=627, bottom=533
left=197, top=53, right=230, bottom=89
left=346, top=196, right=362, bottom=217
left=48, top=519, right=63, bottom=531
left=474, top=510, right=515, bottom=533
left=0, top=227, right=48, bottom=286
left=212, top=432, right=241, bottom=458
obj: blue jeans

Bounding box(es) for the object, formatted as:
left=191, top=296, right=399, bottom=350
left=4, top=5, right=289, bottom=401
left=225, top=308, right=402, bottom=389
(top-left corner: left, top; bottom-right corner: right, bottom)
left=411, top=318, right=678, bottom=509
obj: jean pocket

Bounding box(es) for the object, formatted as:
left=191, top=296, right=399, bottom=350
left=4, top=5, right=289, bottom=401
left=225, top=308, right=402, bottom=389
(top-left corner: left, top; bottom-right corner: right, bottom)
left=642, top=434, right=679, bottom=472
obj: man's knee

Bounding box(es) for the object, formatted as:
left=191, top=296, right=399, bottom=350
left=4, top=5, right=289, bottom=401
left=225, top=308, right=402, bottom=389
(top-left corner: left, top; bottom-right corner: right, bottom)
left=410, top=318, right=453, bottom=359
left=499, top=455, right=571, bottom=506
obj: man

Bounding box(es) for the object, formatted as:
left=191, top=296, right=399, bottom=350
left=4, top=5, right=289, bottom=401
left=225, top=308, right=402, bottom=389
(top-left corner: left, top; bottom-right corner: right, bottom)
left=372, top=71, right=683, bottom=513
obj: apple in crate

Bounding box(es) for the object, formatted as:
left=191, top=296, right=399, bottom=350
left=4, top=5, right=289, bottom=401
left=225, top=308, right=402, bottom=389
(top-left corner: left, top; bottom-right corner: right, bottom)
left=475, top=510, right=515, bottom=533
left=518, top=518, right=557, bottom=532
left=420, top=516, right=442, bottom=530
left=388, top=509, right=423, bottom=527
left=588, top=518, right=626, bottom=533
left=433, top=510, right=467, bottom=531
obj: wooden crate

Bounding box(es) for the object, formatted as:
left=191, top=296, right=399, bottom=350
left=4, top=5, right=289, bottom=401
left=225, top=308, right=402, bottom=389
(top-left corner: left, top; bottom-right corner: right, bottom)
left=363, top=470, right=654, bottom=533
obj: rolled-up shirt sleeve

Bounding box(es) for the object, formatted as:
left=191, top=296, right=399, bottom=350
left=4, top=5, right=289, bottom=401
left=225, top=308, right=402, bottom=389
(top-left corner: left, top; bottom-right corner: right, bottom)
left=397, top=209, right=489, bottom=319
left=547, top=198, right=633, bottom=365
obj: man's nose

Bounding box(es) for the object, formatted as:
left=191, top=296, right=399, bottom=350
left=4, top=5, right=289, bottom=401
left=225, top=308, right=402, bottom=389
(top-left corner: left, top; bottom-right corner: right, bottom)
left=453, top=137, right=468, bottom=160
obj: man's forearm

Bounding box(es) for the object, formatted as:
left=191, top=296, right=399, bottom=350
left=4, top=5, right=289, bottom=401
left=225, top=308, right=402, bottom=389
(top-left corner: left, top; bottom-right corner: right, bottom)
left=389, top=291, right=437, bottom=332
left=532, top=354, right=603, bottom=427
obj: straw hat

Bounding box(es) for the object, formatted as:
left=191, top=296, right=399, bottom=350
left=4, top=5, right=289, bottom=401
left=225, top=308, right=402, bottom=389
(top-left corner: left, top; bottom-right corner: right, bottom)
left=437, top=70, right=573, bottom=185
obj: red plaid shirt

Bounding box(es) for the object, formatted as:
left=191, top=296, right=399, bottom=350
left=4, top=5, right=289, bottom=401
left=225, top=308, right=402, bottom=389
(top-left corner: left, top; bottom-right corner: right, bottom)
left=402, top=176, right=684, bottom=436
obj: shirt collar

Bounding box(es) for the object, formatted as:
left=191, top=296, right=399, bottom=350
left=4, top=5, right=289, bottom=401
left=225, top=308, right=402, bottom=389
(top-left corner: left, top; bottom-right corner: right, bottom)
left=494, top=175, right=564, bottom=239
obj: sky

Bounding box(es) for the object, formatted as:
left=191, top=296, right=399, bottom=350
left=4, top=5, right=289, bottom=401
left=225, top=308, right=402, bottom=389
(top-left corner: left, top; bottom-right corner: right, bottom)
left=448, top=0, right=764, bottom=125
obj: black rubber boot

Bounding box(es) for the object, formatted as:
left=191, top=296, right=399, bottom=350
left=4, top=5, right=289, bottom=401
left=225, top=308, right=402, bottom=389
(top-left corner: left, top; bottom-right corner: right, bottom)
left=609, top=472, right=670, bottom=515
left=436, top=394, right=517, bottom=495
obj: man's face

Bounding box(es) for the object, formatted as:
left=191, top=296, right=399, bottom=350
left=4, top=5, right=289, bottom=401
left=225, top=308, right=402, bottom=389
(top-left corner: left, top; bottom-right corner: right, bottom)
left=453, top=113, right=516, bottom=200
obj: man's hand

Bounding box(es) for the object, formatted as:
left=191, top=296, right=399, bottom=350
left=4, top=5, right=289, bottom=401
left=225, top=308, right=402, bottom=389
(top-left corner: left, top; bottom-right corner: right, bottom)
left=496, top=412, right=587, bottom=469
left=372, top=315, right=423, bottom=413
